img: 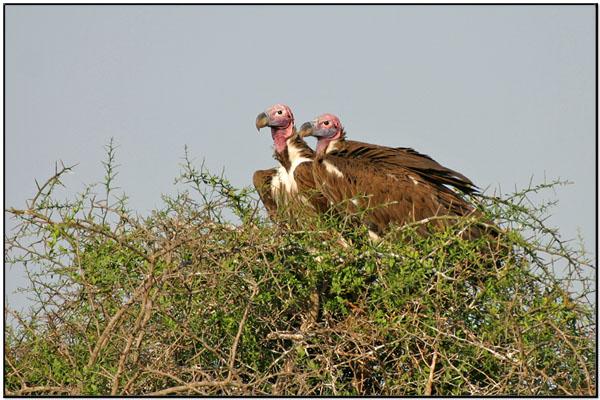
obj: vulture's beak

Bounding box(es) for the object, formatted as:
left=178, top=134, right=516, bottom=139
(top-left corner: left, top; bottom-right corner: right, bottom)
left=298, top=121, right=315, bottom=137
left=255, top=112, right=269, bottom=131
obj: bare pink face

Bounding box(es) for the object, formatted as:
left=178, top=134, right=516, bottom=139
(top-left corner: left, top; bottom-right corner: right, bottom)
left=264, top=103, right=294, bottom=129
left=255, top=103, right=296, bottom=153
left=312, top=113, right=342, bottom=138
left=299, top=113, right=342, bottom=139
left=298, top=113, right=343, bottom=155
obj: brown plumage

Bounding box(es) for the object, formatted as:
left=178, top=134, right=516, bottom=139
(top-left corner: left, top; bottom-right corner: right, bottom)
left=252, top=167, right=279, bottom=220
left=329, top=140, right=476, bottom=195
left=312, top=153, right=479, bottom=236
left=299, top=114, right=477, bottom=196
left=300, top=114, right=485, bottom=237
left=254, top=104, right=328, bottom=220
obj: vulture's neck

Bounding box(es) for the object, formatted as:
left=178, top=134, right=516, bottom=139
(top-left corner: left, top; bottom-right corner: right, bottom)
left=274, top=134, right=314, bottom=171
left=321, top=129, right=347, bottom=155
left=271, top=124, right=295, bottom=154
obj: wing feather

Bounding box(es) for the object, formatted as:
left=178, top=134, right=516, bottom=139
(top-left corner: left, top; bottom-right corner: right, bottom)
left=313, top=154, right=478, bottom=235
left=331, top=139, right=478, bottom=195
left=294, top=162, right=329, bottom=214
left=253, top=168, right=279, bottom=220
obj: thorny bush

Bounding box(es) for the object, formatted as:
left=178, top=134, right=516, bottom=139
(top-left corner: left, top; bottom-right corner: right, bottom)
left=4, top=142, right=596, bottom=395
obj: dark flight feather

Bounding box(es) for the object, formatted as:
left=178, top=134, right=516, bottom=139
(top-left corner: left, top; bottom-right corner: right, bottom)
left=312, top=151, right=484, bottom=237
left=328, top=131, right=478, bottom=196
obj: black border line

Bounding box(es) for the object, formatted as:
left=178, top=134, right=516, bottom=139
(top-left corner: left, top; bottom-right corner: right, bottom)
left=1, top=2, right=599, bottom=5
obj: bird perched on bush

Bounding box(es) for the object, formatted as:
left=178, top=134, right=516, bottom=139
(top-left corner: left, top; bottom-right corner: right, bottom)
left=299, top=113, right=482, bottom=238
left=299, top=114, right=477, bottom=195
left=253, top=104, right=328, bottom=221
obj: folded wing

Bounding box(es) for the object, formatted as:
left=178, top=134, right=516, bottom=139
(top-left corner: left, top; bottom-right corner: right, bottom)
left=312, top=153, right=477, bottom=236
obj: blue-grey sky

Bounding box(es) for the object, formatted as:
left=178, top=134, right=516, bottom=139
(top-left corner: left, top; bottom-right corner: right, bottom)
left=5, top=5, right=596, bottom=310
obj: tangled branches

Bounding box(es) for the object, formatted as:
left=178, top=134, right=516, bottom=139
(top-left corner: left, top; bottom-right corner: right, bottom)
left=4, top=145, right=596, bottom=395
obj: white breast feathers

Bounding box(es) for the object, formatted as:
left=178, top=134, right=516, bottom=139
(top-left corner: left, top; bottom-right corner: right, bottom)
left=271, top=140, right=311, bottom=202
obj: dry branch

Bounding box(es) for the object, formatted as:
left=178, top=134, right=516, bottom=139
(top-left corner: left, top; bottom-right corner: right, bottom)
left=4, top=156, right=595, bottom=396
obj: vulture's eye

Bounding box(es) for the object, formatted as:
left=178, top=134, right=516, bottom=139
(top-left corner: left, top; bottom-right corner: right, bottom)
left=324, top=121, right=330, bottom=126
left=277, top=110, right=283, bottom=115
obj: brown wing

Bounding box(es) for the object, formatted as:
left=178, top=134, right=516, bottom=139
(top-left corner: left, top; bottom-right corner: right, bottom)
left=313, top=154, right=477, bottom=236
left=294, top=162, right=330, bottom=214
left=334, top=140, right=478, bottom=195
left=253, top=168, right=278, bottom=220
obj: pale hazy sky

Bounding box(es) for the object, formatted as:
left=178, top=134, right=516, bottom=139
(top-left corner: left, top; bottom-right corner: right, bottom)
left=5, top=5, right=596, bottom=310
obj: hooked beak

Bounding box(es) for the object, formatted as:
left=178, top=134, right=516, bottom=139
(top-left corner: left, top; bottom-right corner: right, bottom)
left=298, top=121, right=315, bottom=137
left=255, top=112, right=269, bottom=131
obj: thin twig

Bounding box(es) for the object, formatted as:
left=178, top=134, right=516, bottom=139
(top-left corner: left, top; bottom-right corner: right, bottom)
left=424, top=350, right=438, bottom=395
left=227, top=285, right=258, bottom=380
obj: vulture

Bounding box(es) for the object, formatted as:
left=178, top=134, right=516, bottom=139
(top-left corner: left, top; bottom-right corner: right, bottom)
left=298, top=114, right=482, bottom=238
left=253, top=104, right=327, bottom=220
left=299, top=114, right=477, bottom=195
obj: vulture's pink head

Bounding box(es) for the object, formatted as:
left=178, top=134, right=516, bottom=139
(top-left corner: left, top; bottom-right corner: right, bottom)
left=255, top=103, right=295, bottom=153
left=299, top=113, right=343, bottom=154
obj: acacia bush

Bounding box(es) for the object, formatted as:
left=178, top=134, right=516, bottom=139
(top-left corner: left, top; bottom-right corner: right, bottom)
left=4, top=143, right=596, bottom=395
